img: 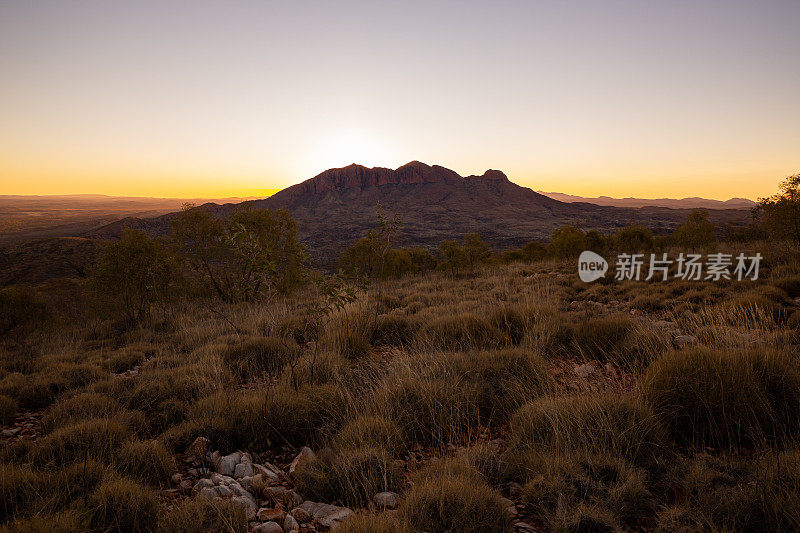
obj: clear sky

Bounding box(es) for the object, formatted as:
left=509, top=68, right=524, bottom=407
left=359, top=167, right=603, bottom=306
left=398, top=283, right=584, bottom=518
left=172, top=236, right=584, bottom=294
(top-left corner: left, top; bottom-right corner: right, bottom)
left=0, top=0, right=797, bottom=199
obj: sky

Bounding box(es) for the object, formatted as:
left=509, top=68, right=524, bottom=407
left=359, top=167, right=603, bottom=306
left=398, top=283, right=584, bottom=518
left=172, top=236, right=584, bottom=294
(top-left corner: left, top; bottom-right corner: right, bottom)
left=0, top=1, right=798, bottom=200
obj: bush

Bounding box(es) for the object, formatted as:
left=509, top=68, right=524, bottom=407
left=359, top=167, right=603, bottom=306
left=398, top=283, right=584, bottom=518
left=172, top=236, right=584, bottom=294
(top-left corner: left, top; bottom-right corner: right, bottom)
left=30, top=417, right=131, bottom=464
left=572, top=315, right=634, bottom=360
left=335, top=416, right=405, bottom=455
left=488, top=304, right=528, bottom=345
left=673, top=451, right=800, bottom=531
left=40, top=392, right=121, bottom=432
left=0, top=394, right=17, bottom=424
left=371, top=314, right=417, bottom=346
left=336, top=513, right=410, bottom=533
left=0, top=511, right=80, bottom=533
left=335, top=330, right=371, bottom=360
left=0, top=464, right=40, bottom=522
left=521, top=451, right=653, bottom=527
left=773, top=275, right=800, bottom=298
left=641, top=348, right=800, bottom=447
left=509, top=394, right=667, bottom=465
left=116, top=439, right=174, bottom=486
left=416, top=313, right=500, bottom=351
left=220, top=336, right=300, bottom=379
left=399, top=461, right=511, bottom=532
left=87, top=478, right=160, bottom=533
left=294, top=446, right=401, bottom=507
left=157, top=498, right=248, bottom=533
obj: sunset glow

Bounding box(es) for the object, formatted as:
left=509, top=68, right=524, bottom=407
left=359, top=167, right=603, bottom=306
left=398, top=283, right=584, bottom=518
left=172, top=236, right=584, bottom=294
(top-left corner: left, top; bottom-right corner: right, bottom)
left=1, top=1, right=798, bottom=199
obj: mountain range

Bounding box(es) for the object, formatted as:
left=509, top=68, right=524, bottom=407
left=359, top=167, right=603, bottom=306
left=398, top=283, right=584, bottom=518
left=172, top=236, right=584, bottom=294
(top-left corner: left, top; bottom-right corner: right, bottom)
left=538, top=191, right=756, bottom=210
left=92, top=161, right=753, bottom=265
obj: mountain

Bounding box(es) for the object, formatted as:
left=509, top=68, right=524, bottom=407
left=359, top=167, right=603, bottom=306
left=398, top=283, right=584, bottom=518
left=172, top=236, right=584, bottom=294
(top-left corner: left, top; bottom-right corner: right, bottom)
left=538, top=191, right=757, bottom=210
left=157, top=161, right=748, bottom=264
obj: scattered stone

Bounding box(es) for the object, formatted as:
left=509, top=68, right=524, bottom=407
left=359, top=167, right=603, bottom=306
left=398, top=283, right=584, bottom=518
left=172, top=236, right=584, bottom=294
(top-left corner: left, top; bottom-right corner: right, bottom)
left=194, top=478, right=215, bottom=492
left=264, top=486, right=304, bottom=508
left=297, top=501, right=353, bottom=528
left=514, top=521, right=538, bottom=532
left=234, top=460, right=254, bottom=479
left=373, top=491, right=399, bottom=510
left=215, top=452, right=243, bottom=477
left=284, top=513, right=300, bottom=532
left=171, top=472, right=183, bottom=485
left=289, top=446, right=315, bottom=475
left=252, top=522, right=283, bottom=533
left=214, top=485, right=233, bottom=498
left=198, top=487, right=218, bottom=500
left=231, top=495, right=258, bottom=520
left=257, top=508, right=286, bottom=523
left=253, top=463, right=279, bottom=482
left=290, top=507, right=312, bottom=523
left=1, top=428, right=19, bottom=438
left=574, top=363, right=595, bottom=378
left=187, top=436, right=210, bottom=458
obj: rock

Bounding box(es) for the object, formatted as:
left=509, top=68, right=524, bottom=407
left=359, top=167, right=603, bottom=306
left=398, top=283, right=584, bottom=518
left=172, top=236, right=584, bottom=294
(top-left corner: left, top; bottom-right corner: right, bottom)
left=233, top=460, right=254, bottom=479
left=500, top=497, right=517, bottom=516
left=574, top=363, right=595, bottom=378
left=284, top=513, right=300, bottom=532
left=373, top=491, right=399, bottom=510
left=264, top=486, right=303, bottom=508
left=297, top=501, right=353, bottom=528
left=289, top=447, right=315, bottom=475
left=197, top=486, right=218, bottom=500
left=290, top=507, right=312, bottom=523
left=506, top=482, right=523, bottom=499
left=1, top=428, right=18, bottom=438
left=214, top=485, right=233, bottom=498
left=252, top=522, right=283, bottom=533
left=211, top=473, right=234, bottom=485
left=187, top=436, right=210, bottom=458
left=674, top=334, right=698, bottom=346
left=514, top=521, right=538, bottom=532
left=215, top=452, right=243, bottom=477
left=171, top=473, right=183, bottom=485
left=253, top=463, right=280, bottom=482
left=231, top=495, right=258, bottom=520
left=194, top=478, right=215, bottom=492
left=257, top=508, right=286, bottom=522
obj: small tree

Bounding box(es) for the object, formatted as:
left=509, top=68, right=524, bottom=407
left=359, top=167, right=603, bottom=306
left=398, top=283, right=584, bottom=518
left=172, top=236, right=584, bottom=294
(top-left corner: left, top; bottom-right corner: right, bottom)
left=437, top=234, right=491, bottom=274
left=615, top=224, right=653, bottom=253
left=90, top=229, right=181, bottom=325
left=673, top=209, right=716, bottom=249
left=548, top=226, right=586, bottom=258
left=755, top=174, right=800, bottom=244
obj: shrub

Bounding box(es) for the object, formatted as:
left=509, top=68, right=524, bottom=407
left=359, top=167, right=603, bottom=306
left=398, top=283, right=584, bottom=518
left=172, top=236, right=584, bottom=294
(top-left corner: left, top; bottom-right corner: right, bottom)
left=157, top=498, right=248, bottom=533
left=572, top=315, right=634, bottom=360
left=220, top=336, right=300, bottom=379
left=640, top=348, right=800, bottom=447
left=552, top=504, right=620, bottom=533
left=40, top=392, right=121, bottom=432
left=116, top=439, right=174, bottom=486
left=371, top=314, right=417, bottom=346
left=521, top=452, right=653, bottom=527
left=0, top=394, right=17, bottom=424
left=104, top=348, right=146, bottom=373
left=0, top=464, right=40, bottom=522
left=335, top=415, right=405, bottom=455
left=399, top=461, right=511, bottom=532
left=335, top=330, right=371, bottom=360
left=463, top=444, right=508, bottom=485
left=30, top=417, right=131, bottom=464
left=509, top=394, right=667, bottom=465
left=773, top=275, right=800, bottom=298
left=416, top=313, right=500, bottom=351
left=87, top=478, right=160, bottom=533
left=336, top=513, right=410, bottom=533
left=488, top=304, right=529, bottom=345
left=0, top=512, right=80, bottom=533
left=294, top=446, right=401, bottom=507
left=674, top=451, right=800, bottom=531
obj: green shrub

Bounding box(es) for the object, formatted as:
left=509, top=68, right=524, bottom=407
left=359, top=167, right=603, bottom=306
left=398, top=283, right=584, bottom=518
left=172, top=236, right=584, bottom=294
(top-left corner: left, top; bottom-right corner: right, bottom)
left=294, top=446, right=401, bottom=507
left=87, top=478, right=160, bottom=533
left=0, top=394, right=17, bottom=424
left=399, top=461, right=511, bottom=532
left=335, top=415, right=405, bottom=454
left=116, top=439, right=174, bottom=486
left=156, top=498, right=248, bottom=533
left=509, top=394, right=667, bottom=465
left=641, top=348, right=800, bottom=447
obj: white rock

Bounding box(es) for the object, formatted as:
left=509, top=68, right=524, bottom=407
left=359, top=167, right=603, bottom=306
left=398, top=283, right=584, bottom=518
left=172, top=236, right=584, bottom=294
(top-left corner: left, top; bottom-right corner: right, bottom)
left=214, top=485, right=233, bottom=498
left=288, top=447, right=315, bottom=475
left=373, top=491, right=399, bottom=510
left=215, top=452, right=243, bottom=476
left=675, top=334, right=698, bottom=346
left=297, top=501, right=352, bottom=528
left=574, top=363, right=595, bottom=378
left=253, top=463, right=280, bottom=482
left=197, top=487, right=218, bottom=500
left=194, top=478, right=214, bottom=491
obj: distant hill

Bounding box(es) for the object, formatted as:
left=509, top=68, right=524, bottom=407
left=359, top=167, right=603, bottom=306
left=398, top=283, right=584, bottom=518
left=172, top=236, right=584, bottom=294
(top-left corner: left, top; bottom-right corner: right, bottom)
left=91, top=161, right=752, bottom=266
left=538, top=191, right=757, bottom=210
